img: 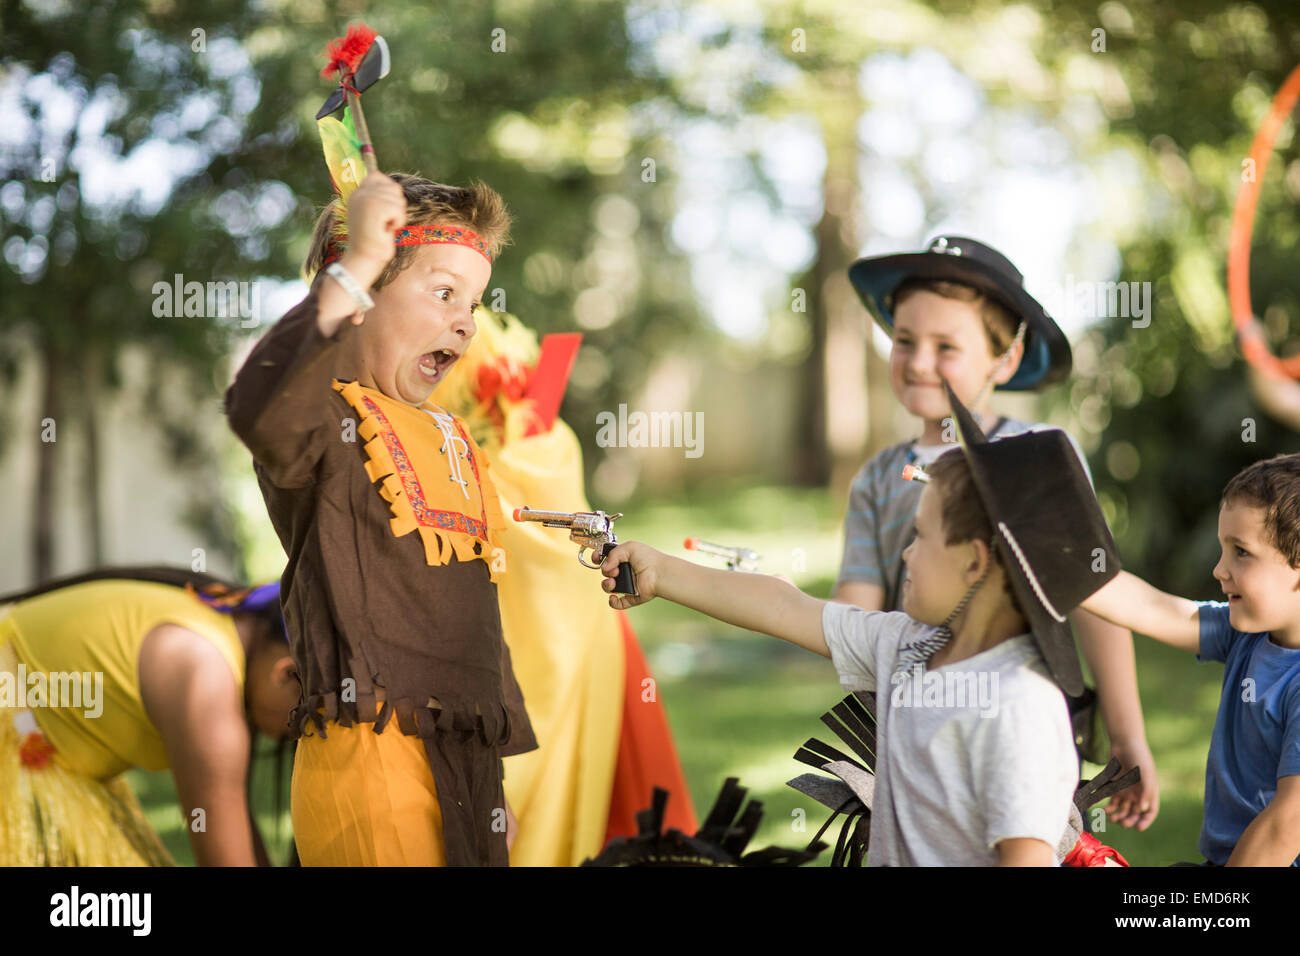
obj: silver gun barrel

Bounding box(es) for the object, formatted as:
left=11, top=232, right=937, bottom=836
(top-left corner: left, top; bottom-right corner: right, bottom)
left=514, top=508, right=578, bottom=527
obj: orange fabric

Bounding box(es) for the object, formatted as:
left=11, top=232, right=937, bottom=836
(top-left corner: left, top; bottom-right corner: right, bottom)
left=291, top=715, right=447, bottom=867
left=604, top=612, right=697, bottom=843
left=331, top=379, right=509, bottom=581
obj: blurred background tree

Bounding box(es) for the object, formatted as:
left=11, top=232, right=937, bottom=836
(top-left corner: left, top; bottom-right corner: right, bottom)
left=0, top=0, right=696, bottom=583
left=1024, top=0, right=1300, bottom=600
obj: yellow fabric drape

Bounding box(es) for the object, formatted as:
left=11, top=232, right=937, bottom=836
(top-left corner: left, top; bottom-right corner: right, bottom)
left=493, top=418, right=626, bottom=866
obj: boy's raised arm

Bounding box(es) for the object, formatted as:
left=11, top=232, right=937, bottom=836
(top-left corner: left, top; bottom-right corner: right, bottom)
left=1078, top=570, right=1201, bottom=654
left=226, top=173, right=405, bottom=488
left=600, top=542, right=830, bottom=657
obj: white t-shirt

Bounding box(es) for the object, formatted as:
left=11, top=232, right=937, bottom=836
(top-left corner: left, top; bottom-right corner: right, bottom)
left=821, top=602, right=1078, bottom=866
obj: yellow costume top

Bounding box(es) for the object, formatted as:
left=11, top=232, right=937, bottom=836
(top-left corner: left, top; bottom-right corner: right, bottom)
left=1, top=580, right=245, bottom=780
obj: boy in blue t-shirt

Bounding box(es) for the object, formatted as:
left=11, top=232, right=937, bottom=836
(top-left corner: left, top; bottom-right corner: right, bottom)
left=1081, top=453, right=1300, bottom=865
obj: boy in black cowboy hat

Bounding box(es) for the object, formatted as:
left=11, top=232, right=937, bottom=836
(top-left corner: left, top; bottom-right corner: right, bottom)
left=599, top=384, right=1121, bottom=865
left=833, top=235, right=1159, bottom=830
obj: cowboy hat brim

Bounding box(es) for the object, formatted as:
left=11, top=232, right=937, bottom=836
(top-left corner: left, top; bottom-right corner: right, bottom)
left=848, top=251, right=1071, bottom=391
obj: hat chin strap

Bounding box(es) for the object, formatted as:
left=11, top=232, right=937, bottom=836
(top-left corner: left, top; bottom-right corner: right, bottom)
left=895, top=540, right=995, bottom=672
left=967, top=321, right=1028, bottom=423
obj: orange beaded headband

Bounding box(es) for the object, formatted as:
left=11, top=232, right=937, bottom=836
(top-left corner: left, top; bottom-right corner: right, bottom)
left=322, top=223, right=492, bottom=270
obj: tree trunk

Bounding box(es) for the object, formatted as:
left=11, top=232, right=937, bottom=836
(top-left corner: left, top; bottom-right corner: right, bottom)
left=33, top=346, right=62, bottom=583
left=799, top=67, right=873, bottom=500
left=82, top=347, right=104, bottom=566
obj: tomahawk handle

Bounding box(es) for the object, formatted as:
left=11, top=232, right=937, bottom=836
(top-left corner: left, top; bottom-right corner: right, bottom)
left=342, top=80, right=379, bottom=172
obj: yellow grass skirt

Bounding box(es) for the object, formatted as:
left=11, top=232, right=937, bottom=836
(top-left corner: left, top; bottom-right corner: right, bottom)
left=0, top=637, right=173, bottom=866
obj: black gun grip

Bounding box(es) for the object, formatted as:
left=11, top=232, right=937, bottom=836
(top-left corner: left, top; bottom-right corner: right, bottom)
left=612, top=561, right=638, bottom=596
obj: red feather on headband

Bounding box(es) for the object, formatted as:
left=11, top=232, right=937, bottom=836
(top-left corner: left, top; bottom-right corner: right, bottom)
left=320, top=22, right=377, bottom=78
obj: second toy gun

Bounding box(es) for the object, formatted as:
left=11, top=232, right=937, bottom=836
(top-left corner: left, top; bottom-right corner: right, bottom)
left=513, top=508, right=639, bottom=595
left=683, top=537, right=761, bottom=572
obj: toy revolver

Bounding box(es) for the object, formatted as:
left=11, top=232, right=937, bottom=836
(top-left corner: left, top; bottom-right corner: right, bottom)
left=513, top=508, right=638, bottom=595
left=682, top=537, right=761, bottom=573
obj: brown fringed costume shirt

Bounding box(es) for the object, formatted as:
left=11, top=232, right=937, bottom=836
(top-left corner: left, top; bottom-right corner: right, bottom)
left=225, top=276, right=537, bottom=866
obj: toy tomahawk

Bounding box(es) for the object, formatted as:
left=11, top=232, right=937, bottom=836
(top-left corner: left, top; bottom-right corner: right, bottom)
left=316, top=22, right=391, bottom=194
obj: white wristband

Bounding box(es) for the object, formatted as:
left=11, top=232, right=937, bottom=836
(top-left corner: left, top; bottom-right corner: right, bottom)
left=324, top=262, right=375, bottom=312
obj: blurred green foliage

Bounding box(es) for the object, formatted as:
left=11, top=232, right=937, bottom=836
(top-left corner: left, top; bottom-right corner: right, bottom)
left=13, top=0, right=1300, bottom=867
left=1036, top=0, right=1300, bottom=598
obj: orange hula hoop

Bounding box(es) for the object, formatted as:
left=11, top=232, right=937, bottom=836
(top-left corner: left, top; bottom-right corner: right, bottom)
left=1229, top=64, right=1300, bottom=379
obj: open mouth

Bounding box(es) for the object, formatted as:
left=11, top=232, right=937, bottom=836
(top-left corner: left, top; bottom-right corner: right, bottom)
left=416, top=348, right=458, bottom=382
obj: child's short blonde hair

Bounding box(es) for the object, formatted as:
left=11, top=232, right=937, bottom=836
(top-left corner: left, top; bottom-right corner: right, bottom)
left=304, top=172, right=512, bottom=289
left=889, top=278, right=1019, bottom=356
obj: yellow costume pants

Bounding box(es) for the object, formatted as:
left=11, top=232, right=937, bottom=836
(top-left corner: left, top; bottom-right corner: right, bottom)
left=291, top=714, right=447, bottom=867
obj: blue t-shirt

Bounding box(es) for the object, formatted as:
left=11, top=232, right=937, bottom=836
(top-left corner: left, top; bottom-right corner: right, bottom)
left=1196, top=601, right=1300, bottom=865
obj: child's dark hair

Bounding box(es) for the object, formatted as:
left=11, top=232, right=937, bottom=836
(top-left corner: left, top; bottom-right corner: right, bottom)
left=889, top=278, right=1019, bottom=355
left=303, top=172, right=512, bottom=290
left=925, top=449, right=1017, bottom=600
left=1221, top=454, right=1300, bottom=569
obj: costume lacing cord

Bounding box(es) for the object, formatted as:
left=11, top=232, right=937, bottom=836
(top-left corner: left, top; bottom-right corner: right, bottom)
left=423, top=409, right=472, bottom=500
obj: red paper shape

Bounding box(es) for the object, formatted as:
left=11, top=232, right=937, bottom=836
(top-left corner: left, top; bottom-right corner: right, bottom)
left=524, top=333, right=582, bottom=437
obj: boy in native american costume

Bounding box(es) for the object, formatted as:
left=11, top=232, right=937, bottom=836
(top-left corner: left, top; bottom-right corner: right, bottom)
left=225, top=27, right=536, bottom=865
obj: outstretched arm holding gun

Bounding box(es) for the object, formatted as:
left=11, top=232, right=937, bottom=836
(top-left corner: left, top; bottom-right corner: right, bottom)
left=595, top=541, right=830, bottom=658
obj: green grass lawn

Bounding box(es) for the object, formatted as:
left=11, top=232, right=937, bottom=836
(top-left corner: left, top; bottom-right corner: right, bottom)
left=132, top=483, right=1220, bottom=866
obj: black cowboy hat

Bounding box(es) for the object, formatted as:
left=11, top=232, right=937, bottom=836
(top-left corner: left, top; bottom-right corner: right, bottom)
left=940, top=381, right=1119, bottom=696
left=847, top=235, right=1071, bottom=391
